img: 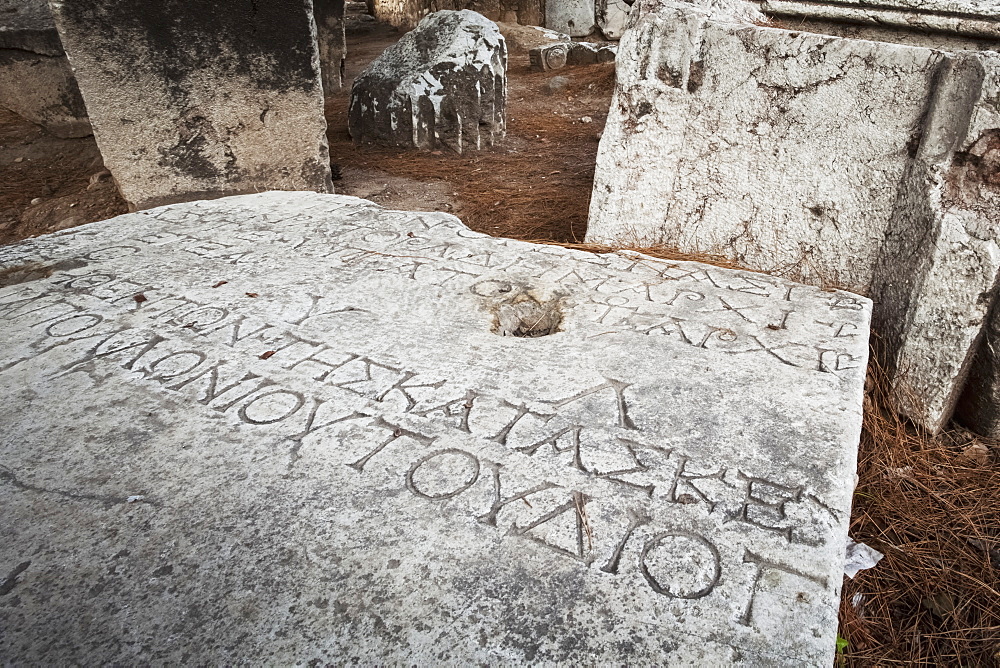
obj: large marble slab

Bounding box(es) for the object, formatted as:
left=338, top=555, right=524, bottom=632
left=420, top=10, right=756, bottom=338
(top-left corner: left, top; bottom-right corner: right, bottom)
left=0, top=192, right=869, bottom=665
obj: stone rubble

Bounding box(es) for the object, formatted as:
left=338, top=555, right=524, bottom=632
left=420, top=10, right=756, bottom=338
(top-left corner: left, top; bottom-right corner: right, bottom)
left=587, top=0, right=1000, bottom=435
left=0, top=191, right=869, bottom=665
left=46, top=0, right=333, bottom=211
left=349, top=10, right=507, bottom=154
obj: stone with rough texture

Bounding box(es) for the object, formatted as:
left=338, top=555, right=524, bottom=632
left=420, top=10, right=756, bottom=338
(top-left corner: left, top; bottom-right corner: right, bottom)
left=349, top=10, right=506, bottom=154
left=46, top=0, right=333, bottom=211
left=315, top=0, right=347, bottom=91
left=546, top=0, right=596, bottom=36
left=587, top=0, right=1000, bottom=435
left=532, top=41, right=618, bottom=70
left=498, top=23, right=570, bottom=53
left=761, top=0, right=1000, bottom=42
left=597, top=0, right=632, bottom=39
left=0, top=191, right=869, bottom=666
left=530, top=42, right=572, bottom=70
left=0, top=0, right=89, bottom=138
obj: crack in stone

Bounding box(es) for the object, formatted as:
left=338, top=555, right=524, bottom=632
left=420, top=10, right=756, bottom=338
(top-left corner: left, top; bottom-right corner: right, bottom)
left=0, top=464, right=158, bottom=508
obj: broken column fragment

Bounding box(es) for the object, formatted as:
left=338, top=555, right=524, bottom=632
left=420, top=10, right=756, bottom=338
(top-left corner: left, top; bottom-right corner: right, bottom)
left=0, top=190, right=868, bottom=665
left=349, top=10, right=506, bottom=154
left=530, top=41, right=617, bottom=71
left=587, top=0, right=1000, bottom=435
left=0, top=0, right=89, bottom=137
left=46, top=0, right=333, bottom=211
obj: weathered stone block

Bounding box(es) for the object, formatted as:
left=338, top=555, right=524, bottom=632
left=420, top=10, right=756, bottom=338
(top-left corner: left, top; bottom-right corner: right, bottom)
left=762, top=0, right=1000, bottom=42
left=546, top=0, right=596, bottom=36
left=349, top=10, right=507, bottom=154
left=0, top=0, right=89, bottom=138
left=529, top=42, right=571, bottom=70
left=46, top=0, right=333, bottom=211
left=587, top=0, right=1000, bottom=434
left=315, top=0, right=347, bottom=91
left=596, top=0, right=632, bottom=39
left=500, top=22, right=570, bottom=53
left=0, top=191, right=869, bottom=665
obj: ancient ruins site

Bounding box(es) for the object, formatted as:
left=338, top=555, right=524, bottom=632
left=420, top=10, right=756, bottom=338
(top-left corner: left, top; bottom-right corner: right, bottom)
left=1, top=0, right=999, bottom=665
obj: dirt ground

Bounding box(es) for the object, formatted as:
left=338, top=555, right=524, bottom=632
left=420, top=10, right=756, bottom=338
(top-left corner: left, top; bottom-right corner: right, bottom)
left=1, top=11, right=999, bottom=667
left=0, top=17, right=611, bottom=246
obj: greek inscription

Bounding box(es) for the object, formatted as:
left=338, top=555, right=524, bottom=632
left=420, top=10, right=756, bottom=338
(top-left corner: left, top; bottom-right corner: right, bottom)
left=406, top=448, right=481, bottom=500
left=640, top=531, right=722, bottom=599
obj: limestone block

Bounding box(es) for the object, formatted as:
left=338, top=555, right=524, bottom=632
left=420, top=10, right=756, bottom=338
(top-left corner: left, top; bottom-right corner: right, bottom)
left=0, top=0, right=89, bottom=138
left=46, top=0, right=333, bottom=211
left=597, top=0, right=632, bottom=39
left=567, top=41, right=601, bottom=64
left=348, top=10, right=507, bottom=154
left=315, top=0, right=347, bottom=91
left=762, top=0, right=1000, bottom=42
left=546, top=0, right=596, bottom=36
left=530, top=42, right=571, bottom=70
left=587, top=0, right=1000, bottom=434
left=0, top=191, right=869, bottom=665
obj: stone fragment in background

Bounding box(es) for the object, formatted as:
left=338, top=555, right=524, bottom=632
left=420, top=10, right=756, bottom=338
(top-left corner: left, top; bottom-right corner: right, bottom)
left=546, top=0, right=596, bottom=36
left=567, top=41, right=600, bottom=64
left=315, top=0, right=347, bottom=91
left=46, top=0, right=333, bottom=211
left=587, top=0, right=1000, bottom=435
left=531, top=42, right=617, bottom=71
left=349, top=10, right=506, bottom=154
left=762, top=0, right=1000, bottom=42
left=498, top=23, right=570, bottom=54
left=0, top=0, right=90, bottom=137
left=529, top=42, right=571, bottom=70
left=596, top=0, right=632, bottom=39
left=0, top=191, right=869, bottom=665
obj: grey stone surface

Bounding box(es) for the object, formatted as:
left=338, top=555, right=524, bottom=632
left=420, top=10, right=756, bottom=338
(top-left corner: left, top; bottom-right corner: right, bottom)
left=587, top=0, right=1000, bottom=434
left=760, top=0, right=1000, bottom=42
left=597, top=0, right=632, bottom=39
left=498, top=22, right=570, bottom=53
left=530, top=42, right=571, bottom=70
left=546, top=0, right=597, bottom=36
left=349, top=10, right=507, bottom=154
left=531, top=41, right=617, bottom=70
left=316, top=0, right=347, bottom=91
left=0, top=192, right=869, bottom=665
left=0, top=0, right=62, bottom=54
left=47, top=0, right=333, bottom=211
left=0, top=0, right=89, bottom=138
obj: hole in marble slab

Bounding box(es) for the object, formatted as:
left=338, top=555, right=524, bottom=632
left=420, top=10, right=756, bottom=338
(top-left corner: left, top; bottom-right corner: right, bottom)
left=494, top=295, right=562, bottom=338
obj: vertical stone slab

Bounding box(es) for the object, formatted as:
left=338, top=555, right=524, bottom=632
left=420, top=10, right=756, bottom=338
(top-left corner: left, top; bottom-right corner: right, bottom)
left=0, top=192, right=869, bottom=665
left=546, top=0, right=596, bottom=36
left=596, top=0, right=631, bottom=39
left=46, top=0, right=333, bottom=211
left=871, top=51, right=1000, bottom=433
left=0, top=0, right=89, bottom=137
left=587, top=0, right=1000, bottom=435
left=315, top=0, right=347, bottom=91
